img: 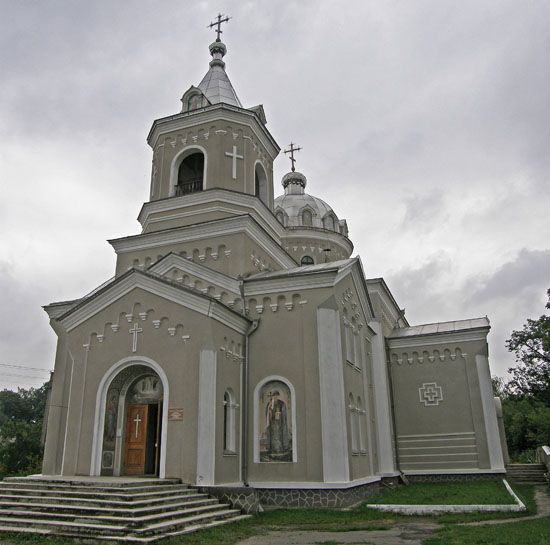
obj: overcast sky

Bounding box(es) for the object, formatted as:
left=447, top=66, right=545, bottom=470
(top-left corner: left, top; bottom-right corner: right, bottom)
left=1, top=0, right=549, bottom=389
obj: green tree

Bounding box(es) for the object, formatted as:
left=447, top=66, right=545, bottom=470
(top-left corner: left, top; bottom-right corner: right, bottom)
left=505, top=288, right=550, bottom=404
left=0, top=382, right=50, bottom=477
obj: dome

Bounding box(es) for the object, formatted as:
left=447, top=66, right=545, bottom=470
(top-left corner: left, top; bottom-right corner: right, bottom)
left=274, top=172, right=347, bottom=235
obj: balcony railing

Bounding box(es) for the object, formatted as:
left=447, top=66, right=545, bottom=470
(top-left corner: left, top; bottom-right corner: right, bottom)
left=174, top=179, right=203, bottom=196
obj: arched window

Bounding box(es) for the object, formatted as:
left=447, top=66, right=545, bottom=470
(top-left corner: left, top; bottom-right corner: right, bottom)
left=275, top=211, right=285, bottom=225
left=357, top=396, right=365, bottom=453
left=301, top=255, right=314, bottom=266
left=349, top=393, right=358, bottom=453
left=302, top=209, right=313, bottom=227
left=254, top=163, right=268, bottom=206
left=345, top=319, right=355, bottom=365
left=223, top=389, right=236, bottom=453
left=176, top=152, right=204, bottom=196
left=323, top=215, right=335, bottom=231
left=187, top=93, right=204, bottom=111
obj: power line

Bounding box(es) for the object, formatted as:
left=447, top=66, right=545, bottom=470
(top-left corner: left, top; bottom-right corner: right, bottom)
left=0, top=364, right=52, bottom=373
left=1, top=372, right=50, bottom=379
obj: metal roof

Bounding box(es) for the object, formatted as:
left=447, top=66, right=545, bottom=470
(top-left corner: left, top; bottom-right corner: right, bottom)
left=389, top=317, right=490, bottom=338
left=197, top=61, right=242, bottom=108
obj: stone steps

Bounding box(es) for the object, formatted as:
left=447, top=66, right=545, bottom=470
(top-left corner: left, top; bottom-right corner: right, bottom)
left=0, top=477, right=249, bottom=543
left=506, top=464, right=547, bottom=484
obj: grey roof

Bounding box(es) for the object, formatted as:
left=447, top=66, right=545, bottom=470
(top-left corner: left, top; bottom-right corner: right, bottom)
left=197, top=64, right=242, bottom=107
left=246, top=258, right=357, bottom=281
left=389, top=317, right=490, bottom=338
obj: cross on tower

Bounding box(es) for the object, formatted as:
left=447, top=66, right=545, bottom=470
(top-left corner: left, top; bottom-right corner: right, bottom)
left=284, top=142, right=302, bottom=172
left=225, top=145, right=243, bottom=180
left=208, top=13, right=231, bottom=42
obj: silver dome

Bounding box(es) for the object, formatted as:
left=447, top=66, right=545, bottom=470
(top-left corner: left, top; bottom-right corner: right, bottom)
left=274, top=172, right=348, bottom=235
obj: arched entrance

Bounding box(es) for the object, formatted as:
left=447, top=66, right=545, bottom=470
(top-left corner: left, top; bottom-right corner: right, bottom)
left=91, top=359, right=169, bottom=478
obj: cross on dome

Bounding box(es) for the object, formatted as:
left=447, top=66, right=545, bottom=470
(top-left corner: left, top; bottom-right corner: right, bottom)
left=284, top=142, right=302, bottom=172
left=208, top=13, right=231, bottom=42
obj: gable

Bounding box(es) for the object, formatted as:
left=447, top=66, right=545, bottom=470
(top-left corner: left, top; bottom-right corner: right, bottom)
left=56, top=270, right=250, bottom=335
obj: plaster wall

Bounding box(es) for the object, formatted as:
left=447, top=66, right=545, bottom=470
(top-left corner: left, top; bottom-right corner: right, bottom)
left=43, top=288, right=244, bottom=483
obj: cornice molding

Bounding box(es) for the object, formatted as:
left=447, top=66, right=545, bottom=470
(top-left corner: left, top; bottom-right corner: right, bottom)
left=58, top=271, right=250, bottom=334
left=282, top=228, right=354, bottom=255
left=149, top=253, right=240, bottom=295
left=147, top=104, right=280, bottom=158
left=108, top=215, right=297, bottom=269
left=138, top=189, right=284, bottom=241
left=244, top=270, right=336, bottom=296
left=387, top=328, right=489, bottom=349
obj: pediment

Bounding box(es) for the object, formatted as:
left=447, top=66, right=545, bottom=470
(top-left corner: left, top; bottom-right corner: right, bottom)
left=148, top=253, right=241, bottom=296
left=56, top=269, right=250, bottom=334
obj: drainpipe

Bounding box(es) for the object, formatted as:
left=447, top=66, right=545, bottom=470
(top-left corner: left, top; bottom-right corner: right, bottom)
left=239, top=277, right=259, bottom=486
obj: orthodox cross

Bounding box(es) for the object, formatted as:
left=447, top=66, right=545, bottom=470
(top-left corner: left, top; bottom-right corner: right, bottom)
left=133, top=413, right=142, bottom=438
left=129, top=323, right=143, bottom=353
left=208, top=13, right=231, bottom=41
left=225, top=145, right=243, bottom=180
left=284, top=142, right=302, bottom=172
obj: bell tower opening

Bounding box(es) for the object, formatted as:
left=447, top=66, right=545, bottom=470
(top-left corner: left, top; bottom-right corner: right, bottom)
left=254, top=162, right=268, bottom=206
left=176, top=152, right=204, bottom=196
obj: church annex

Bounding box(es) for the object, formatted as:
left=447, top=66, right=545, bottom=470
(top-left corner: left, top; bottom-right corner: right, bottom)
left=42, top=19, right=506, bottom=508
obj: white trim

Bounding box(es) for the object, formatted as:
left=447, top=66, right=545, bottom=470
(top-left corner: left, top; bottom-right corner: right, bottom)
left=90, top=356, right=169, bottom=478
left=248, top=476, right=381, bottom=489
left=402, top=468, right=505, bottom=475
left=168, top=144, right=208, bottom=197
left=149, top=253, right=240, bottom=295
left=148, top=106, right=280, bottom=159
left=253, top=375, right=297, bottom=464
left=138, top=189, right=283, bottom=242
left=281, top=229, right=353, bottom=256
left=317, top=305, right=350, bottom=482
left=59, top=272, right=249, bottom=334
left=388, top=329, right=489, bottom=349
left=476, top=354, right=505, bottom=471
left=369, top=320, right=396, bottom=474
left=196, top=348, right=217, bottom=485
left=244, top=271, right=336, bottom=296
left=110, top=216, right=296, bottom=269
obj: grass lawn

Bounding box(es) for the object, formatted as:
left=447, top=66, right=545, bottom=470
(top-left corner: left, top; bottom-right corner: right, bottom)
left=0, top=483, right=538, bottom=545
left=367, top=479, right=516, bottom=505
left=424, top=516, right=550, bottom=545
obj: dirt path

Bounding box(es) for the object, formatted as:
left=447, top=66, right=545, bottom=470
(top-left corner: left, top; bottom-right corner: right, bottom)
left=235, top=522, right=440, bottom=545
left=463, top=485, right=550, bottom=526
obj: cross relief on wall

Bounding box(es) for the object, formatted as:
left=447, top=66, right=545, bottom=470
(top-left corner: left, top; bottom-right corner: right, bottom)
left=225, top=145, right=243, bottom=179
left=418, top=382, right=444, bottom=406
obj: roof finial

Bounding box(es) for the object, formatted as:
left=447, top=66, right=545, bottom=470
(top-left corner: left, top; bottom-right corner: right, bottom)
left=284, top=142, right=302, bottom=172
left=208, top=13, right=231, bottom=42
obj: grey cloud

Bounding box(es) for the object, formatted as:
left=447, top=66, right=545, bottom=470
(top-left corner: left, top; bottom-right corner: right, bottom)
left=467, top=248, right=550, bottom=304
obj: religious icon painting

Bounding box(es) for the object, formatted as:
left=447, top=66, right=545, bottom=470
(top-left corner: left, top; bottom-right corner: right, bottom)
left=258, top=380, right=293, bottom=462
left=104, top=389, right=120, bottom=444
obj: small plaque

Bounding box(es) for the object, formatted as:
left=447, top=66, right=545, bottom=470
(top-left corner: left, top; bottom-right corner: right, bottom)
left=168, top=408, right=184, bottom=421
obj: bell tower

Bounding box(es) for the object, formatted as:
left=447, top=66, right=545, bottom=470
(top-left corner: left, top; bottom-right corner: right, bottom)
left=142, top=15, right=280, bottom=235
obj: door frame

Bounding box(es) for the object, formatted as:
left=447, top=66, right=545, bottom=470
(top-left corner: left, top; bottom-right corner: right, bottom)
left=90, top=357, right=169, bottom=478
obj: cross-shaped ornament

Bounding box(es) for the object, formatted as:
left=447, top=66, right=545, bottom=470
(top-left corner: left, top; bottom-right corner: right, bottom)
left=133, top=413, right=142, bottom=438
left=225, top=145, right=243, bottom=180
left=129, top=323, right=143, bottom=353
left=284, top=142, right=302, bottom=172
left=208, top=13, right=231, bottom=41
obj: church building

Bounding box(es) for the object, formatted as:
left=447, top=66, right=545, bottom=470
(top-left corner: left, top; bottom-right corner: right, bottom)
left=41, top=19, right=506, bottom=508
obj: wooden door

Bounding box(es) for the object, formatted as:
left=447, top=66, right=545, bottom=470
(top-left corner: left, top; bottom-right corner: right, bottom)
left=124, top=404, right=148, bottom=475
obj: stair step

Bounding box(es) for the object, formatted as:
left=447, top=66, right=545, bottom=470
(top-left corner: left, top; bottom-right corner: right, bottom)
left=0, top=497, right=217, bottom=516
left=0, top=478, right=246, bottom=542
left=0, top=485, right=192, bottom=501
left=3, top=477, right=181, bottom=488
left=0, top=491, right=206, bottom=508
